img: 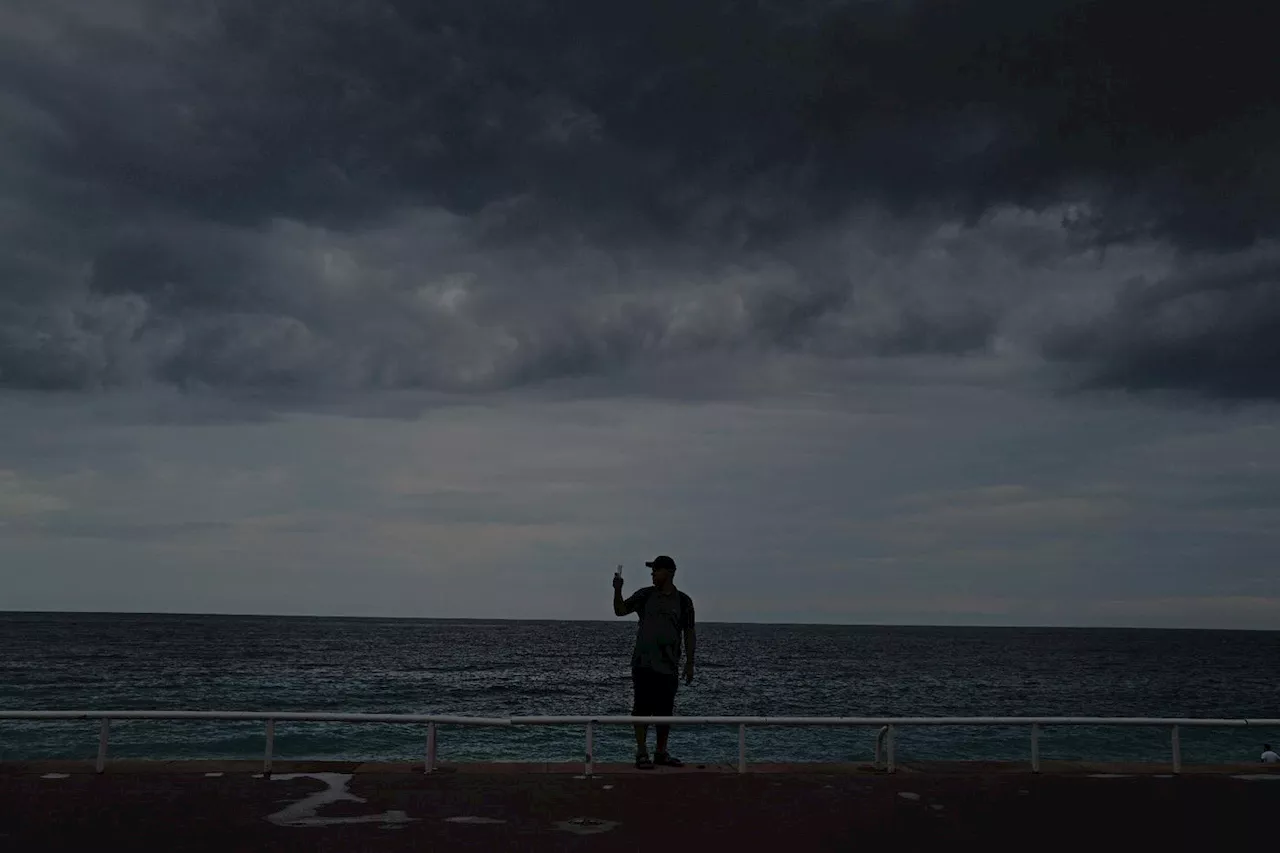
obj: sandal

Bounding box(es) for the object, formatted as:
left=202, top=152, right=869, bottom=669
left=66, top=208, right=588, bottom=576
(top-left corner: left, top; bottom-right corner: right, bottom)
left=654, top=751, right=683, bottom=767
left=635, top=752, right=655, bottom=769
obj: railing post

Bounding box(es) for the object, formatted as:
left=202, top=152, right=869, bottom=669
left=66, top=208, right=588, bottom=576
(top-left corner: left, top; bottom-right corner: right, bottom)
left=886, top=724, right=896, bottom=774
left=96, top=718, right=110, bottom=774
left=585, top=721, right=595, bottom=777
left=738, top=724, right=747, bottom=773
left=1031, top=723, right=1041, bottom=773
left=426, top=722, right=437, bottom=773
left=1171, top=725, right=1181, bottom=775
left=264, top=718, right=275, bottom=776
left=874, top=725, right=887, bottom=767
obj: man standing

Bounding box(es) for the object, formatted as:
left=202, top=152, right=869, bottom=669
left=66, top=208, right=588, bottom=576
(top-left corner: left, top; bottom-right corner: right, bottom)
left=613, top=555, right=695, bottom=769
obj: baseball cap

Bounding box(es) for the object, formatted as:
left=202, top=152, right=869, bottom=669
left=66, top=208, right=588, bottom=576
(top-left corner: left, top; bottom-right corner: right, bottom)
left=645, top=555, right=677, bottom=571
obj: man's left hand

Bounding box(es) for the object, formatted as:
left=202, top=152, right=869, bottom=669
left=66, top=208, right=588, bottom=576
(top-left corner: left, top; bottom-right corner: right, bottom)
left=683, top=661, right=694, bottom=685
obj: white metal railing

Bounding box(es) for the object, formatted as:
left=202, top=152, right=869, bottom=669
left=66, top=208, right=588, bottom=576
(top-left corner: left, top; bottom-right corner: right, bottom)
left=2, top=711, right=1277, bottom=777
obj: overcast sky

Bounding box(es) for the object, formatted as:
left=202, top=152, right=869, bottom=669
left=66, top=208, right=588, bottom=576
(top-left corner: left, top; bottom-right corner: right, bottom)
left=2, top=0, right=1278, bottom=628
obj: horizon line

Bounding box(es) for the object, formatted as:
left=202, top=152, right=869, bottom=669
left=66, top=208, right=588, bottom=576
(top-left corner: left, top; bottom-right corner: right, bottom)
left=1, top=608, right=1277, bottom=634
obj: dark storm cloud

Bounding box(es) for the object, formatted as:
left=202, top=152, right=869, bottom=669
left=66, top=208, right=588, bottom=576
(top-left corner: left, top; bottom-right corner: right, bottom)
left=1, top=0, right=1278, bottom=399
left=1046, top=247, right=1280, bottom=400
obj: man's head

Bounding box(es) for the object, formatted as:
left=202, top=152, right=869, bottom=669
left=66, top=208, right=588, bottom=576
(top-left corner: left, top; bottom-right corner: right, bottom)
left=645, top=555, right=677, bottom=587
left=1266, top=744, right=1273, bottom=751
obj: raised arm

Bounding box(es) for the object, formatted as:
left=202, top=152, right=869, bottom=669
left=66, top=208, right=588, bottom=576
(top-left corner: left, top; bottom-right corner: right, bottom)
left=613, top=573, right=634, bottom=617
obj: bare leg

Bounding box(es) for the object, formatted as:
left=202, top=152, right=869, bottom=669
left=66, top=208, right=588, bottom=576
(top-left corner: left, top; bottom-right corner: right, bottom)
left=634, top=724, right=648, bottom=754
left=656, top=675, right=677, bottom=755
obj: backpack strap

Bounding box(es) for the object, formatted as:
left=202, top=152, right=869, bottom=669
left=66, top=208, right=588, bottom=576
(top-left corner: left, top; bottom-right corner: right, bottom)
left=678, top=592, right=695, bottom=630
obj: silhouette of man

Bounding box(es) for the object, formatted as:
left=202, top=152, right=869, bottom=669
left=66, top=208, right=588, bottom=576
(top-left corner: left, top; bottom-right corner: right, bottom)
left=613, top=555, right=695, bottom=769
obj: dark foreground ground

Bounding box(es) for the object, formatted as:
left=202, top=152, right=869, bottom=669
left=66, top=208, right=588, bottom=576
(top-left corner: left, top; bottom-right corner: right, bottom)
left=3, top=761, right=1279, bottom=851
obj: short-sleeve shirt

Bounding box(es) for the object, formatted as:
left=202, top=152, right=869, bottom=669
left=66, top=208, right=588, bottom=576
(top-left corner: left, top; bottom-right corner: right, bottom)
left=625, top=586, right=695, bottom=677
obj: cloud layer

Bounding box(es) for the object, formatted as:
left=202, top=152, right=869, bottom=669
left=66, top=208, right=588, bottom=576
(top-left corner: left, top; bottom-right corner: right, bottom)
left=3, top=387, right=1279, bottom=627
left=2, top=0, right=1278, bottom=401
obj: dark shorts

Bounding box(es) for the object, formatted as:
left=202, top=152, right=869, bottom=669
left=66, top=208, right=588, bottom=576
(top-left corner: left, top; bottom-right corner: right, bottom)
left=632, top=666, right=679, bottom=717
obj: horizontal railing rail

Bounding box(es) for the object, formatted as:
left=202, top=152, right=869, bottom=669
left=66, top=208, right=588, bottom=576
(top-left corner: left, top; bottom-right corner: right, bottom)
left=0, top=711, right=510, bottom=724
left=3, top=711, right=1277, bottom=777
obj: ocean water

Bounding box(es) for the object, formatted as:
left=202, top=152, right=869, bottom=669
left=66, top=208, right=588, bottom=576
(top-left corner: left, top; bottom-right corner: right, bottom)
left=2, top=612, right=1278, bottom=766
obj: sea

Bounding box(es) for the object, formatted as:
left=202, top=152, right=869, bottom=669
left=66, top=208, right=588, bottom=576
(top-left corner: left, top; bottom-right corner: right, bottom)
left=2, top=612, right=1278, bottom=766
